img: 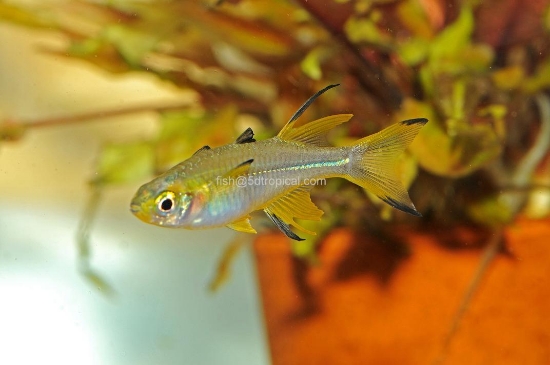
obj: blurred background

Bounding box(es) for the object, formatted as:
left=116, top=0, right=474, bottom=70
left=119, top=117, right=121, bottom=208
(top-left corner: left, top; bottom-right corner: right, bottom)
left=0, top=6, right=269, bottom=365
left=1, top=0, right=549, bottom=364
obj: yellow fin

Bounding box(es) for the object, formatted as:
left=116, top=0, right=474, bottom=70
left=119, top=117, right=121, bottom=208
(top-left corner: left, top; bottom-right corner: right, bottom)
left=278, top=114, right=353, bottom=146
left=226, top=215, right=257, bottom=234
left=263, top=186, right=324, bottom=235
left=214, top=159, right=254, bottom=192
left=223, top=159, right=253, bottom=179
left=347, top=118, right=427, bottom=216
left=278, top=84, right=340, bottom=138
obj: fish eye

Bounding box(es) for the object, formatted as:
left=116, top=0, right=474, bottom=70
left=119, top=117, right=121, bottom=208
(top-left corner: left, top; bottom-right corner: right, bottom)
left=160, top=198, right=173, bottom=211
left=155, top=191, right=177, bottom=214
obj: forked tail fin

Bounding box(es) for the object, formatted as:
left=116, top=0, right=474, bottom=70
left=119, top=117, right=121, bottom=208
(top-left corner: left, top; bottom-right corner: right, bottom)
left=346, top=118, right=428, bottom=216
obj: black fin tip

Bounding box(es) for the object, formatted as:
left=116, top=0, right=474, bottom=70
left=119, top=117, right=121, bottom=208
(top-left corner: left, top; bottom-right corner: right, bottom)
left=380, top=196, right=422, bottom=217
left=401, top=118, right=428, bottom=126
left=237, top=159, right=254, bottom=168
left=193, top=145, right=211, bottom=155
left=265, top=211, right=305, bottom=241
left=287, top=84, right=340, bottom=124
left=236, top=127, right=256, bottom=144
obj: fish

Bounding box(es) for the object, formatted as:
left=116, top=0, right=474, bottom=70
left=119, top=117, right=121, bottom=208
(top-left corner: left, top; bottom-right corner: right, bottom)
left=130, top=84, right=427, bottom=241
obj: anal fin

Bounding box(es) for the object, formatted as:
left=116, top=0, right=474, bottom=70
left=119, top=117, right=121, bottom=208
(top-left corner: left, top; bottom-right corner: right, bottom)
left=226, top=215, right=256, bottom=234
left=263, top=185, right=323, bottom=236
left=265, top=210, right=304, bottom=241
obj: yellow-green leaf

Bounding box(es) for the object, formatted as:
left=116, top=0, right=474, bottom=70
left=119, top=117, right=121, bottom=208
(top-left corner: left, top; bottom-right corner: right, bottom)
left=95, top=141, right=154, bottom=185
left=492, top=66, right=525, bottom=90
left=522, top=60, right=550, bottom=94
left=300, top=47, right=327, bottom=81
left=466, top=195, right=514, bottom=227
left=345, top=16, right=392, bottom=47
left=102, top=25, right=160, bottom=66
left=400, top=98, right=502, bottom=178
left=429, top=7, right=474, bottom=62
left=155, top=106, right=238, bottom=171
left=396, top=0, right=434, bottom=39
left=397, top=38, right=430, bottom=66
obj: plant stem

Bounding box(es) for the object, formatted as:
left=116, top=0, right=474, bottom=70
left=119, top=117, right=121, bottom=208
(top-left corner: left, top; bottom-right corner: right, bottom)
left=294, top=0, right=403, bottom=110
left=22, top=101, right=195, bottom=129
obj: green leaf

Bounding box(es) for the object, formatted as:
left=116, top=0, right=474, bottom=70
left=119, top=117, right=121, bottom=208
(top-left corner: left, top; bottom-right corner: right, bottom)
left=429, top=7, right=474, bottom=62
left=400, top=98, right=502, bottom=178
left=396, top=0, right=434, bottom=39
left=300, top=47, right=328, bottom=81
left=102, top=25, right=160, bottom=66
left=94, top=141, right=154, bottom=185
left=397, top=38, right=430, bottom=66
left=420, top=6, right=493, bottom=96
left=67, top=38, right=104, bottom=58
left=344, top=16, right=392, bottom=47
left=155, top=105, right=238, bottom=171
left=466, top=195, right=513, bottom=227
left=492, top=65, right=525, bottom=90
left=522, top=59, right=550, bottom=94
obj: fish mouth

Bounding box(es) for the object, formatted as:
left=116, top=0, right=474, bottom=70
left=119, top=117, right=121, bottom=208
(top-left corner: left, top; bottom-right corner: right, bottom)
left=130, top=203, right=142, bottom=215
left=130, top=202, right=154, bottom=224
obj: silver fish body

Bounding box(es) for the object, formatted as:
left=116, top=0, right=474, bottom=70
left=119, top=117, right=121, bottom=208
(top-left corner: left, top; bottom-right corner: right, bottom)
left=161, top=138, right=351, bottom=228
left=131, top=85, right=427, bottom=240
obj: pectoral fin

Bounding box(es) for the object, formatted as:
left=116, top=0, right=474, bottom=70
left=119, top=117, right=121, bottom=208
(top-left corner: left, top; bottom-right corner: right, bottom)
left=223, top=159, right=253, bottom=178
left=214, top=159, right=254, bottom=192
left=263, top=185, right=323, bottom=237
left=226, top=215, right=256, bottom=233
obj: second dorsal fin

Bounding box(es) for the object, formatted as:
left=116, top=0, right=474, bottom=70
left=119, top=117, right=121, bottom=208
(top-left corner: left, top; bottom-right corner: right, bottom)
left=278, top=114, right=353, bottom=145
left=277, top=84, right=339, bottom=139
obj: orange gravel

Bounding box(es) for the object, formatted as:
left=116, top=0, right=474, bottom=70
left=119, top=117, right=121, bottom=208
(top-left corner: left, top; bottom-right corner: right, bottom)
left=254, top=218, right=550, bottom=365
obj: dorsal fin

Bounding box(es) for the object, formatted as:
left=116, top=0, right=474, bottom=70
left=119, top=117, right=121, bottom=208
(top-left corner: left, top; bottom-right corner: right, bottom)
left=278, top=114, right=353, bottom=145
left=235, top=127, right=256, bottom=144
left=263, top=185, right=324, bottom=238
left=193, top=145, right=211, bottom=156
left=278, top=84, right=339, bottom=138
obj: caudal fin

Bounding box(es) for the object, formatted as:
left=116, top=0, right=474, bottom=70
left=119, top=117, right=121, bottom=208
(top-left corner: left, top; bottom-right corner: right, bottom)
left=347, top=118, right=427, bottom=216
